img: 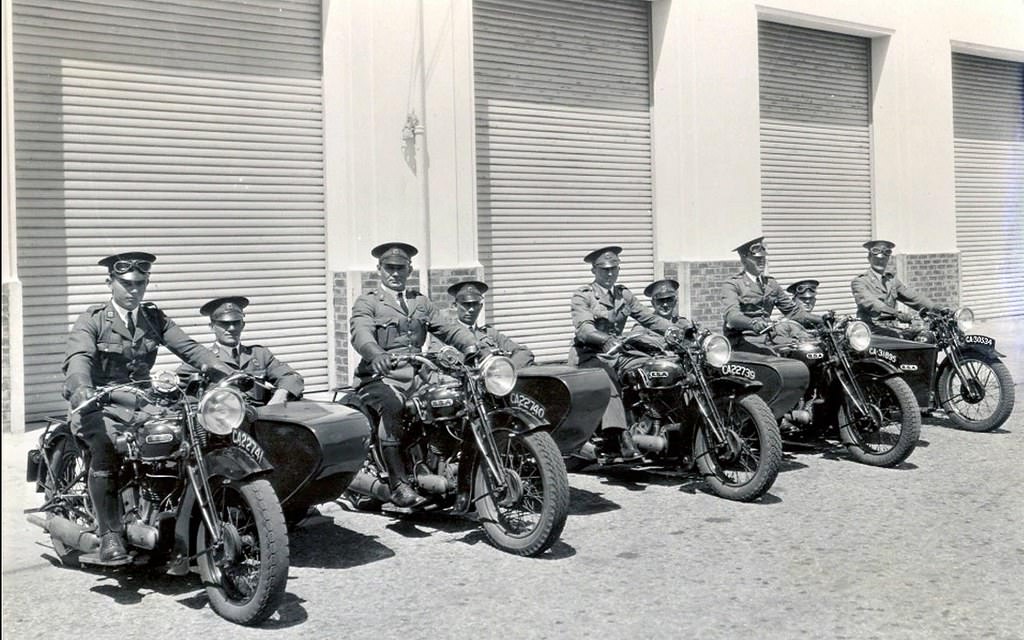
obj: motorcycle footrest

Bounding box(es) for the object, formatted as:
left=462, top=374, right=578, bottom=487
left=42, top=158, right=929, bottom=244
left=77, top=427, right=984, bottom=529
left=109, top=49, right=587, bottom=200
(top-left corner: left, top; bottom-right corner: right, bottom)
left=78, top=553, right=135, bottom=567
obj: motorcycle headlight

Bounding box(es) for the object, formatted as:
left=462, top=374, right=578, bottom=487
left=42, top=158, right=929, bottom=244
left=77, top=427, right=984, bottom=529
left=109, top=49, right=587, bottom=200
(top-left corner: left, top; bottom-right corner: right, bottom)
left=846, top=321, right=872, bottom=352
left=199, top=387, right=246, bottom=435
left=702, top=333, right=732, bottom=368
left=954, top=307, right=974, bottom=332
left=480, top=355, right=517, bottom=397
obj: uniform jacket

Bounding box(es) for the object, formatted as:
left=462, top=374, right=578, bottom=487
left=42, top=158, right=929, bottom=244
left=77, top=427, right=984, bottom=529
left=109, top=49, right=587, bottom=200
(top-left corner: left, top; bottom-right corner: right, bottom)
left=851, top=269, right=935, bottom=326
left=721, top=272, right=813, bottom=342
left=466, top=324, right=534, bottom=370
left=350, top=288, right=477, bottom=384
left=63, top=300, right=222, bottom=401
left=570, top=283, right=671, bottom=358
left=177, top=342, right=304, bottom=404
left=628, top=314, right=695, bottom=341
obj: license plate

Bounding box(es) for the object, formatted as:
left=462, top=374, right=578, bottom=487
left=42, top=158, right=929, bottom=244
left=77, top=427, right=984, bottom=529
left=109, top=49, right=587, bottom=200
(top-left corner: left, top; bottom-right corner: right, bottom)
left=964, top=335, right=995, bottom=348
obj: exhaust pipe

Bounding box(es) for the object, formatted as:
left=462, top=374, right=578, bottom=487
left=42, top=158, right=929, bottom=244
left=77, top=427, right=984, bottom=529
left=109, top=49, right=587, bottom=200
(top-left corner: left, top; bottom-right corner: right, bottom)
left=414, top=473, right=451, bottom=495
left=27, top=514, right=99, bottom=554
left=632, top=434, right=668, bottom=454
left=347, top=469, right=392, bottom=504
left=784, top=409, right=812, bottom=426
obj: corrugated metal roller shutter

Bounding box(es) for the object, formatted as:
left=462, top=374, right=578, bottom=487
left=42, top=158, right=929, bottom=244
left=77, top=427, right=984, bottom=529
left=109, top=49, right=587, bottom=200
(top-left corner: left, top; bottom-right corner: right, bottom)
left=952, top=53, right=1024, bottom=319
left=758, top=22, right=872, bottom=313
left=13, top=0, right=328, bottom=424
left=474, top=0, right=654, bottom=362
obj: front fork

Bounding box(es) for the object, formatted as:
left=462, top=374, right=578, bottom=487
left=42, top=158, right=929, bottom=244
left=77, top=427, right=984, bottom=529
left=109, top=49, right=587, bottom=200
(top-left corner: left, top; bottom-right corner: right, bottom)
left=465, top=384, right=508, bottom=499
left=183, top=412, right=223, bottom=549
left=942, top=344, right=983, bottom=402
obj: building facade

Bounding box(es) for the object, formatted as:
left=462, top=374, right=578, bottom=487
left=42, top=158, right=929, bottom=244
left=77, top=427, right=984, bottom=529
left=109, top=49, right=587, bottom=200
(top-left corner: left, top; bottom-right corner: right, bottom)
left=2, top=0, right=1022, bottom=431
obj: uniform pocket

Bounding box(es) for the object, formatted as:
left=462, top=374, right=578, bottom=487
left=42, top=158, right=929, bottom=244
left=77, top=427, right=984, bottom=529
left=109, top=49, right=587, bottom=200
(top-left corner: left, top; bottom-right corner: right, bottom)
left=96, top=341, right=124, bottom=354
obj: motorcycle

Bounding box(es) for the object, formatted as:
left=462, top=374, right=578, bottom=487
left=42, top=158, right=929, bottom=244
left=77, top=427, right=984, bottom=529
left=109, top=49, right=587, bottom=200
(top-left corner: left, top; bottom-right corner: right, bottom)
left=568, top=325, right=783, bottom=502
left=758, top=312, right=922, bottom=467
left=25, top=369, right=289, bottom=626
left=873, top=307, right=1015, bottom=432
left=335, top=347, right=570, bottom=557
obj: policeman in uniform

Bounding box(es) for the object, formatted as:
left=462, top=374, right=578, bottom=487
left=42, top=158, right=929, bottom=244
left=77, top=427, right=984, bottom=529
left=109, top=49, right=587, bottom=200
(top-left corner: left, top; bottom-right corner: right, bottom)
left=569, top=246, right=672, bottom=463
left=63, top=252, right=232, bottom=562
left=350, top=242, right=479, bottom=508
left=772, top=279, right=819, bottom=344
left=178, top=296, right=304, bottom=406
left=628, top=279, right=696, bottom=340
left=720, top=237, right=822, bottom=355
left=445, top=280, right=535, bottom=370
left=851, top=240, right=944, bottom=337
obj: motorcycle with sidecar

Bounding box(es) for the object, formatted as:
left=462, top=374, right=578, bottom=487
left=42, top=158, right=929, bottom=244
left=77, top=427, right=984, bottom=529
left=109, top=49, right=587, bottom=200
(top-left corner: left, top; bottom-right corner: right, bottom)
left=871, top=307, right=1015, bottom=432
left=738, top=312, right=921, bottom=467
left=335, top=347, right=571, bottom=557
left=564, top=325, right=783, bottom=502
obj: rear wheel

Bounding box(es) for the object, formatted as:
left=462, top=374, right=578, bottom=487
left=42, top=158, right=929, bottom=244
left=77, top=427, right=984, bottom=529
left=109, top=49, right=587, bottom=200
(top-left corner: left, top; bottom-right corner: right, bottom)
left=839, top=376, right=920, bottom=467
left=44, top=437, right=91, bottom=567
left=197, top=478, right=289, bottom=626
left=694, top=394, right=782, bottom=502
left=937, top=357, right=1015, bottom=432
left=474, top=429, right=569, bottom=557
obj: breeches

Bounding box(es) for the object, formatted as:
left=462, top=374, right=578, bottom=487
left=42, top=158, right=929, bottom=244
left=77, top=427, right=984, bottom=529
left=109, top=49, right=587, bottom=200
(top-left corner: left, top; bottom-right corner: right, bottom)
left=71, top=409, right=119, bottom=474
left=358, top=380, right=407, bottom=446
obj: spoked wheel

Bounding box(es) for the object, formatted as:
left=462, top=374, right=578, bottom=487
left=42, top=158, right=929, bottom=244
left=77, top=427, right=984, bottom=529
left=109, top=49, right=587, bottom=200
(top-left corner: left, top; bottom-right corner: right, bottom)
left=44, top=437, right=92, bottom=567
left=197, top=478, right=289, bottom=626
left=937, top=357, right=1015, bottom=432
left=694, top=394, right=782, bottom=502
left=474, top=429, right=569, bottom=557
left=839, top=376, right=920, bottom=467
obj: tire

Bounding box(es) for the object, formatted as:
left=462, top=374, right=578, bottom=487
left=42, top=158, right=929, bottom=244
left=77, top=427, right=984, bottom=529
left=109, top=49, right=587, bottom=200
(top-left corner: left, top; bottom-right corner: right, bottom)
left=44, top=437, right=91, bottom=567
left=839, top=376, right=920, bottom=467
left=197, top=478, right=289, bottom=626
left=693, top=394, right=782, bottom=502
left=474, top=430, right=569, bottom=557
left=937, top=357, right=1015, bottom=432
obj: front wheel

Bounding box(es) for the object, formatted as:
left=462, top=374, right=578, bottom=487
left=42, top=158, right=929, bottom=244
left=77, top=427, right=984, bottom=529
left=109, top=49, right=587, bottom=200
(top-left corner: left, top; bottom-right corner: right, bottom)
left=694, top=394, right=782, bottom=502
left=937, top=356, right=1015, bottom=432
left=474, top=430, right=569, bottom=557
left=839, top=376, right=920, bottom=467
left=197, top=478, right=289, bottom=626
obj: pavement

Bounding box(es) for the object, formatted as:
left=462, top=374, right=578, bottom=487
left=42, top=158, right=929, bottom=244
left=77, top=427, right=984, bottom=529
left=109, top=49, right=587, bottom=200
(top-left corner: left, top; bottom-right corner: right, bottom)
left=2, top=317, right=1022, bottom=639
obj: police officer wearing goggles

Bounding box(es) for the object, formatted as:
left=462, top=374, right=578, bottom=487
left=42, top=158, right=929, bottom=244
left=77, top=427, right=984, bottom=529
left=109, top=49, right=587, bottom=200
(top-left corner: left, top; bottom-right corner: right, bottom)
left=350, top=242, right=479, bottom=508
left=721, top=237, right=822, bottom=355
left=177, top=296, right=304, bottom=406
left=62, top=252, right=233, bottom=562
left=570, top=246, right=672, bottom=463
left=851, top=240, right=945, bottom=337
left=629, top=279, right=696, bottom=340
left=772, top=279, right=820, bottom=344
left=446, top=280, right=535, bottom=370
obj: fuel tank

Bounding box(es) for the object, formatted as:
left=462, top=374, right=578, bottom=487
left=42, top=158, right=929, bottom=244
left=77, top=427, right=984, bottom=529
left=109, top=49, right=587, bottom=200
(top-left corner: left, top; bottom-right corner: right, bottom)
left=247, top=400, right=372, bottom=513
left=867, top=335, right=938, bottom=407
left=511, top=365, right=611, bottom=455
left=730, top=352, right=811, bottom=420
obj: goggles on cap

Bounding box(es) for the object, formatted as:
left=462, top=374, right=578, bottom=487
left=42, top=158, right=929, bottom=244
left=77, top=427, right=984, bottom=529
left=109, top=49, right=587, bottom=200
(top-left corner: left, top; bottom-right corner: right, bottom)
left=869, top=247, right=893, bottom=257
left=111, top=259, right=153, bottom=275
left=746, top=243, right=767, bottom=256
left=653, top=295, right=677, bottom=304
left=793, top=283, right=818, bottom=294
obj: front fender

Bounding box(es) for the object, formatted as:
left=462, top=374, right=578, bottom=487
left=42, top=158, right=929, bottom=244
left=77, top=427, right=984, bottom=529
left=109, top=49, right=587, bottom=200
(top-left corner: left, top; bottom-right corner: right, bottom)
left=488, top=406, right=550, bottom=436
left=959, top=339, right=1006, bottom=359
left=710, top=375, right=764, bottom=396
left=851, top=357, right=902, bottom=380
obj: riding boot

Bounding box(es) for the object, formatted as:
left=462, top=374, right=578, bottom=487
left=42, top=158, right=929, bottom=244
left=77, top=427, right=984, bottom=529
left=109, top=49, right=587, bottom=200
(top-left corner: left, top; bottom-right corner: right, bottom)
left=381, top=446, right=427, bottom=508
left=88, top=471, right=128, bottom=562
left=618, top=429, right=642, bottom=461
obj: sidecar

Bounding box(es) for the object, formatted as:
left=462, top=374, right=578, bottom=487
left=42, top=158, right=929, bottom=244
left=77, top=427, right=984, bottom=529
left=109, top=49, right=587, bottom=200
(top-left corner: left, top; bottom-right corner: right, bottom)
left=245, top=400, right=372, bottom=522
left=510, top=365, right=610, bottom=454
left=866, top=335, right=939, bottom=408
left=729, top=352, right=810, bottom=420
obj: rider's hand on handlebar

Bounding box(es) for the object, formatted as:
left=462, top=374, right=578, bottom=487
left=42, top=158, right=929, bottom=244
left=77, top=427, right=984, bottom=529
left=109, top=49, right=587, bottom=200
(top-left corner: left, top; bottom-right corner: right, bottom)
left=266, top=388, right=290, bottom=406
left=751, top=318, right=770, bottom=334
left=370, top=353, right=393, bottom=376
left=70, top=386, right=97, bottom=409
left=896, top=310, right=915, bottom=323
left=602, top=337, right=624, bottom=355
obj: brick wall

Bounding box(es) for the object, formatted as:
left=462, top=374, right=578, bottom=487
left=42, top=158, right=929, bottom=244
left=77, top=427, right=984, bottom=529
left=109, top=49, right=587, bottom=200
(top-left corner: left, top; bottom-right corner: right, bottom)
left=896, top=252, right=960, bottom=308
left=2, top=282, right=10, bottom=432
left=666, top=260, right=740, bottom=328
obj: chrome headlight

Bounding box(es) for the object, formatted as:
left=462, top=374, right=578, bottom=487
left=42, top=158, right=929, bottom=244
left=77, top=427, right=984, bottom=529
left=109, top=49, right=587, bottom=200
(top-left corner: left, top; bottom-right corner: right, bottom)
left=480, top=355, right=517, bottom=397
left=199, top=387, right=246, bottom=435
left=954, top=307, right=974, bottom=332
left=846, top=321, right=872, bottom=352
left=702, top=333, right=732, bottom=368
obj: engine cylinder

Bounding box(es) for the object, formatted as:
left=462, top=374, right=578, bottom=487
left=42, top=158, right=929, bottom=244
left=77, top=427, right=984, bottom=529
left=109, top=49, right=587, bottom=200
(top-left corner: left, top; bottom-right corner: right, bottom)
left=415, top=473, right=451, bottom=494
left=632, top=434, right=668, bottom=454
left=126, top=521, right=159, bottom=550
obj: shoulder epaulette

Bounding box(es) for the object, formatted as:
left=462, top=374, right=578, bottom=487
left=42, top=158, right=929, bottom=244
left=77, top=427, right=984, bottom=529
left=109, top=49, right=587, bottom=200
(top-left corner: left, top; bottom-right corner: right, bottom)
left=85, top=303, right=105, bottom=314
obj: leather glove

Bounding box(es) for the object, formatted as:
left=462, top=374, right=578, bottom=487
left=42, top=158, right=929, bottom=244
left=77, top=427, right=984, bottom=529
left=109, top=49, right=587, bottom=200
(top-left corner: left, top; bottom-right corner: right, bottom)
left=602, top=337, right=624, bottom=354
left=751, top=318, right=770, bottom=333
left=370, top=353, right=393, bottom=376
left=896, top=311, right=914, bottom=323
left=70, top=386, right=96, bottom=409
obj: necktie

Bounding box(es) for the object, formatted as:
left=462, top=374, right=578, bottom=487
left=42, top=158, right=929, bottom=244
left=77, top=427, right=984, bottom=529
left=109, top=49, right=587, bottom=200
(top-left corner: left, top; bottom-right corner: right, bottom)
left=398, top=291, right=409, bottom=314
left=126, top=310, right=136, bottom=336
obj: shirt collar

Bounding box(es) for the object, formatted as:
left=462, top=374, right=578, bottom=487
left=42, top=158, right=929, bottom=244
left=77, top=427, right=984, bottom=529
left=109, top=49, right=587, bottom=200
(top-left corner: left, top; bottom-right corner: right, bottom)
left=110, top=299, right=133, bottom=324
left=459, top=319, right=478, bottom=332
